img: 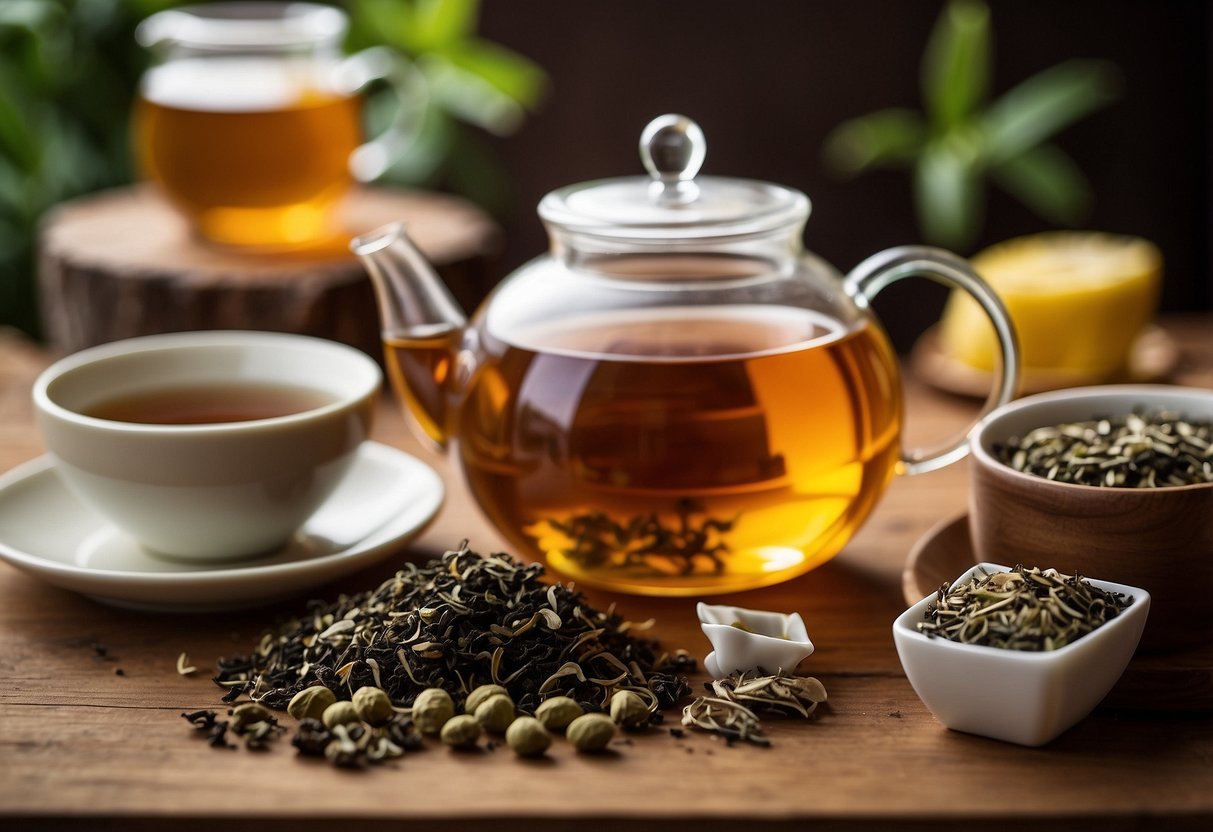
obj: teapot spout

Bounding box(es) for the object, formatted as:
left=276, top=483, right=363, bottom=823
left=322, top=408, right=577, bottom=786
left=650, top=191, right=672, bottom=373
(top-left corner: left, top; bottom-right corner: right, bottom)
left=352, top=222, right=468, bottom=338
left=351, top=223, right=467, bottom=449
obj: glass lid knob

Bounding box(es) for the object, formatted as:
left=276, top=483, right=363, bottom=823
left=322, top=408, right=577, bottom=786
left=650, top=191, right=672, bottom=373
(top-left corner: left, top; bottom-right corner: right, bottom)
left=639, top=114, right=706, bottom=206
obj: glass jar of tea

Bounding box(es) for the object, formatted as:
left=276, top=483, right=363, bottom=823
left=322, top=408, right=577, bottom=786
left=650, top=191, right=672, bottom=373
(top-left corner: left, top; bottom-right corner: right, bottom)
left=134, top=2, right=419, bottom=250
left=354, top=114, right=1020, bottom=595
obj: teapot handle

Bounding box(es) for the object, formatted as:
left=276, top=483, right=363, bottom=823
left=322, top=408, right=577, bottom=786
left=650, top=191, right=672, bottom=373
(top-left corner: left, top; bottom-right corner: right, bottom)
left=843, top=246, right=1020, bottom=476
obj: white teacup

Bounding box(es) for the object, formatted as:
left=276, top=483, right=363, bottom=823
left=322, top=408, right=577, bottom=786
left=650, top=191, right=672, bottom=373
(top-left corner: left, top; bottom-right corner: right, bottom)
left=33, top=331, right=381, bottom=562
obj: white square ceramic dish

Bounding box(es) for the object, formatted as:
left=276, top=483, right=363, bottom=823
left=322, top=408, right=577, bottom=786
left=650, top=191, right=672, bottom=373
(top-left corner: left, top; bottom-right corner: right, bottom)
left=892, top=562, right=1150, bottom=746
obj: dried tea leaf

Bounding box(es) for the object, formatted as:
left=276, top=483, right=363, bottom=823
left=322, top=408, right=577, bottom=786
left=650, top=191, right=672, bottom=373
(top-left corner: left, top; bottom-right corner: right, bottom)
left=918, top=564, right=1131, bottom=650
left=176, top=653, right=198, bottom=676
left=682, top=671, right=827, bottom=746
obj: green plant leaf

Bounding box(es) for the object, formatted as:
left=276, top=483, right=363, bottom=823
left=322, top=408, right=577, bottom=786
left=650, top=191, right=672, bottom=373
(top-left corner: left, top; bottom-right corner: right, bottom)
left=411, top=0, right=479, bottom=51
left=41, top=112, right=104, bottom=198
left=990, top=142, right=1092, bottom=224
left=122, top=0, right=188, bottom=18
left=982, top=59, right=1119, bottom=163
left=921, top=0, right=991, bottom=130
left=444, top=127, right=508, bottom=214
left=914, top=138, right=983, bottom=249
left=375, top=99, right=456, bottom=185
left=0, top=155, right=29, bottom=216
left=0, top=214, right=24, bottom=251
left=0, top=4, right=69, bottom=93
left=420, top=53, right=525, bottom=135
left=351, top=0, right=419, bottom=53
left=823, top=108, right=926, bottom=175
left=0, top=0, right=62, bottom=32
left=444, top=38, right=547, bottom=109
left=0, top=74, right=41, bottom=171
left=347, top=1, right=546, bottom=125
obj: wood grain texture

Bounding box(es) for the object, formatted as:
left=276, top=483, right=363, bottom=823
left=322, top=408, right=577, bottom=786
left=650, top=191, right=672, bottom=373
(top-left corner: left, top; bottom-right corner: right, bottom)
left=37, top=186, right=501, bottom=356
left=0, top=317, right=1211, bottom=831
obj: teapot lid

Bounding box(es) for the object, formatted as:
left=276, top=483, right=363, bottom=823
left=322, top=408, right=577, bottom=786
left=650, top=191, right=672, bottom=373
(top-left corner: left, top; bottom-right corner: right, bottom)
left=538, top=114, right=809, bottom=240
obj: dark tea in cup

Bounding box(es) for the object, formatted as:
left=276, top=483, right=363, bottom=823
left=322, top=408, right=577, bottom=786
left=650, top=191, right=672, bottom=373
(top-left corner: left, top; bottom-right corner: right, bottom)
left=85, top=382, right=334, bottom=426
left=33, top=332, right=380, bottom=561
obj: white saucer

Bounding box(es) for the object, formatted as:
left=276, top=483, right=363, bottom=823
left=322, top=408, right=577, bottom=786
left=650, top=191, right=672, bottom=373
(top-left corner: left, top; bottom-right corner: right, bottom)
left=0, top=441, right=444, bottom=612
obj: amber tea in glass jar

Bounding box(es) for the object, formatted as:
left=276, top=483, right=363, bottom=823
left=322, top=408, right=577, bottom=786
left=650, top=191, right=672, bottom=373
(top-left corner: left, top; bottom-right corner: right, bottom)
left=135, top=2, right=417, bottom=250
left=136, top=60, right=361, bottom=248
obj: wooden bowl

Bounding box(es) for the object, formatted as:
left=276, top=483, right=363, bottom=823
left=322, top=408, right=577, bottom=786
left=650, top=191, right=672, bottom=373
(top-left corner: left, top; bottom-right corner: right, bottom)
left=969, top=385, right=1213, bottom=652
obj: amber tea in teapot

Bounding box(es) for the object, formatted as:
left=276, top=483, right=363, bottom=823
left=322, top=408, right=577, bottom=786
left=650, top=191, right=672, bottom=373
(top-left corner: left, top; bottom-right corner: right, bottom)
left=360, top=115, right=1020, bottom=595
left=393, top=304, right=901, bottom=592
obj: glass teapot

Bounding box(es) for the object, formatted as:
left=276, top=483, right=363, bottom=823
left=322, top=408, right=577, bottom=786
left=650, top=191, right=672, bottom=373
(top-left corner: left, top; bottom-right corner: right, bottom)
left=353, top=114, right=1018, bottom=595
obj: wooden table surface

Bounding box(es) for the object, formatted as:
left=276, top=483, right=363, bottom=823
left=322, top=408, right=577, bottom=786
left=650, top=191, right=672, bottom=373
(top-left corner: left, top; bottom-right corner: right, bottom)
left=1, top=317, right=1211, bottom=831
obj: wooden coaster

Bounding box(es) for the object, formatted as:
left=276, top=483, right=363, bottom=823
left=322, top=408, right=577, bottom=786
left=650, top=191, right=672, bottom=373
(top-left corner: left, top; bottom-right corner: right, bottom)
left=38, top=185, right=501, bottom=357
left=911, top=324, right=1180, bottom=398
left=903, top=513, right=1213, bottom=712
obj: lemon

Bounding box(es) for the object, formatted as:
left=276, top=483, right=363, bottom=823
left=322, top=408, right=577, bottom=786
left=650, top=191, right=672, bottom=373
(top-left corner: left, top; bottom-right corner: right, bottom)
left=940, top=232, right=1162, bottom=379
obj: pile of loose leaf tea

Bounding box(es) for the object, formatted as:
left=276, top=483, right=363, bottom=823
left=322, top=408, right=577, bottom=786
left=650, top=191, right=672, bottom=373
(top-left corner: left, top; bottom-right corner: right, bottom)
left=213, top=542, right=693, bottom=718
left=682, top=672, right=828, bottom=747
left=994, top=410, right=1213, bottom=487
left=918, top=565, right=1132, bottom=651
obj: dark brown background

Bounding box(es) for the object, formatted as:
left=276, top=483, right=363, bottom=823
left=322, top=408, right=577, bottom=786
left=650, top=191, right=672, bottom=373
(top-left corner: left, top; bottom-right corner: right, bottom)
left=474, top=0, right=1212, bottom=351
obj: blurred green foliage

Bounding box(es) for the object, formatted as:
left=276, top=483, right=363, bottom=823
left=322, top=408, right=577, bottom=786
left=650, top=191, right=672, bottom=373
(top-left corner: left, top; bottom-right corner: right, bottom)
left=0, top=0, right=150, bottom=337
left=348, top=0, right=547, bottom=208
left=823, top=0, right=1120, bottom=251
left=0, top=0, right=546, bottom=338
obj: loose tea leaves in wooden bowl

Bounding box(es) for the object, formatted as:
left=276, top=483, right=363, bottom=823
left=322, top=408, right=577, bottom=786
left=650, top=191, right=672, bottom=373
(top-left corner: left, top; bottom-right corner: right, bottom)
left=993, top=410, right=1213, bottom=488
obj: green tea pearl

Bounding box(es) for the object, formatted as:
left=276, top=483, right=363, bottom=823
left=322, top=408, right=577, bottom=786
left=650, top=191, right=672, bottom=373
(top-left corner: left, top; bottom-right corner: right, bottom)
left=567, top=713, right=615, bottom=752
left=321, top=701, right=361, bottom=728
left=440, top=714, right=481, bottom=749
left=475, top=693, right=516, bottom=733
left=535, top=696, right=583, bottom=731
left=287, top=686, right=336, bottom=722
left=505, top=717, right=551, bottom=757
left=464, top=684, right=510, bottom=714
left=352, top=686, right=394, bottom=726
left=412, top=688, right=455, bottom=733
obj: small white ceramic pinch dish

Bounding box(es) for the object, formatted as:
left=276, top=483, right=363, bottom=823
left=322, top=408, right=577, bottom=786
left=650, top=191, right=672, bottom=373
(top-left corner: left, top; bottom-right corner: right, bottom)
left=892, top=562, right=1150, bottom=746
left=697, top=602, right=814, bottom=678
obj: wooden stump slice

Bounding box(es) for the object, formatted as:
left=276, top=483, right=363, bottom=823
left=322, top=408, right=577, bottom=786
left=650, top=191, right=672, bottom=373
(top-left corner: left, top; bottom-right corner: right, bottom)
left=38, top=185, right=501, bottom=357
